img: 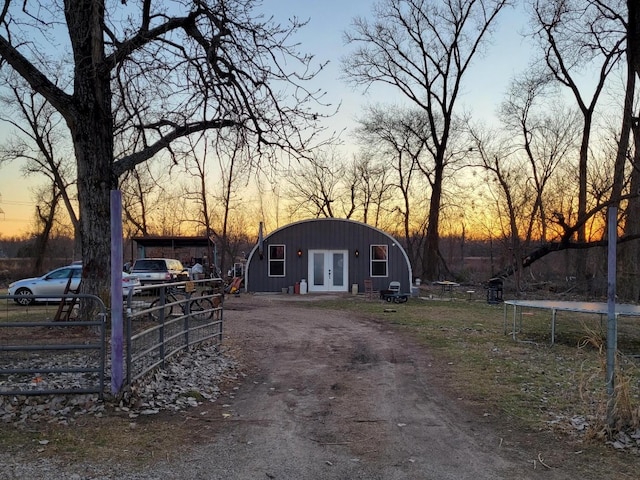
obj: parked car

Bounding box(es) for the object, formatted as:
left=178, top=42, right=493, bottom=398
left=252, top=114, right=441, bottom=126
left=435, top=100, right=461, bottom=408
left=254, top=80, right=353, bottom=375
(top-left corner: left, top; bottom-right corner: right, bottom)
left=130, top=258, right=189, bottom=286
left=7, top=264, right=141, bottom=306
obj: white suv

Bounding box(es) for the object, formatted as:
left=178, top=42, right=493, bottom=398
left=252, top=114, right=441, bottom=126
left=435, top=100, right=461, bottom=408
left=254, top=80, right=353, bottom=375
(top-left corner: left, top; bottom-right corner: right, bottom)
left=130, top=258, right=189, bottom=285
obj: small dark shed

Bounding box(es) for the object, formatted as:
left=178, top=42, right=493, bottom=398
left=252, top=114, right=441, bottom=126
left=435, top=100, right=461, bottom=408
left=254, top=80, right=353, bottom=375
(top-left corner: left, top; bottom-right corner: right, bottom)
left=245, top=218, right=413, bottom=294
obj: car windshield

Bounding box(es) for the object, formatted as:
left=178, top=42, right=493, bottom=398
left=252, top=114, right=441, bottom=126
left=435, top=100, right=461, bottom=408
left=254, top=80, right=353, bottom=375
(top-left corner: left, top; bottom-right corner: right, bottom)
left=133, top=260, right=166, bottom=271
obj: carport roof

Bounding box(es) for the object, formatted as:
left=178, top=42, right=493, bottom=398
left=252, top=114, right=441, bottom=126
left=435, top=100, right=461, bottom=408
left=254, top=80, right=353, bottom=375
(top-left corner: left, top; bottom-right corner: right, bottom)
left=132, top=236, right=212, bottom=248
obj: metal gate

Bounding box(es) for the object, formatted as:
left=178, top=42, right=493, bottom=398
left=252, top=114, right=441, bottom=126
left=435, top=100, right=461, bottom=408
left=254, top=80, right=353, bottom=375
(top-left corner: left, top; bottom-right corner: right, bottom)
left=0, top=293, right=107, bottom=399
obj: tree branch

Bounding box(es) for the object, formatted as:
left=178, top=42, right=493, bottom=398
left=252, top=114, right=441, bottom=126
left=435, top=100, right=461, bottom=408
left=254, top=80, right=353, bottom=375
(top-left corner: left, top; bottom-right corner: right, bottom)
left=0, top=36, right=73, bottom=117
left=113, top=118, right=237, bottom=176
left=103, top=13, right=199, bottom=73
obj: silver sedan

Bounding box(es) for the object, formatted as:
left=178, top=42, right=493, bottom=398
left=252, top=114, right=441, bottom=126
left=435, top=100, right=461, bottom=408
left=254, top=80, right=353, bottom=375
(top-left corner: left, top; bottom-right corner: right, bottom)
left=8, top=264, right=141, bottom=306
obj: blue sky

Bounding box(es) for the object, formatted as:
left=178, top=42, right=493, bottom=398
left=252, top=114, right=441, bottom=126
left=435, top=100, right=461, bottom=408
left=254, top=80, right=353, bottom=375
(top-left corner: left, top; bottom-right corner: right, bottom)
left=262, top=1, right=532, bottom=134
left=0, top=1, right=531, bottom=235
left=259, top=0, right=385, bottom=135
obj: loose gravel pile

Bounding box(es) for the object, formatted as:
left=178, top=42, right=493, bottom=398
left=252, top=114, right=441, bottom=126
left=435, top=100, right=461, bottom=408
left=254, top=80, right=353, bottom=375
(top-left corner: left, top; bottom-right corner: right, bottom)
left=0, top=344, right=239, bottom=426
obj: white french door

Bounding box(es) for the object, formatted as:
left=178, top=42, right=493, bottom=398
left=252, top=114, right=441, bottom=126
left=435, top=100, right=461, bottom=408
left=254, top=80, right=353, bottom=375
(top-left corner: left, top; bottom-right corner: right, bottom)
left=308, top=250, right=348, bottom=292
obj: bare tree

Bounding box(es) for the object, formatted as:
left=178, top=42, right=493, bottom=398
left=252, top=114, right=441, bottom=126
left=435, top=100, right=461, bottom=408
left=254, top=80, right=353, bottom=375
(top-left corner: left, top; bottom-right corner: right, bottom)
left=468, top=125, right=535, bottom=290
left=468, top=114, right=623, bottom=287
left=0, top=71, right=79, bottom=250
left=206, top=128, right=251, bottom=277
left=176, top=133, right=216, bottom=236
left=286, top=151, right=346, bottom=218
left=531, top=0, right=625, bottom=282
left=119, top=162, right=170, bottom=238
left=344, top=152, right=394, bottom=228
left=0, top=0, right=329, bottom=307
left=612, top=0, right=640, bottom=300
left=342, top=0, right=509, bottom=280
left=31, top=185, right=60, bottom=272
left=457, top=1, right=637, bottom=290
left=355, top=105, right=429, bottom=270
left=499, top=73, right=581, bottom=243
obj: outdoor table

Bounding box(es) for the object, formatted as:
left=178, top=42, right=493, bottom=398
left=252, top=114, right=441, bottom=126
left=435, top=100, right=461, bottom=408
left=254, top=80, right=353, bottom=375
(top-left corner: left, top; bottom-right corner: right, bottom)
left=435, top=281, right=460, bottom=296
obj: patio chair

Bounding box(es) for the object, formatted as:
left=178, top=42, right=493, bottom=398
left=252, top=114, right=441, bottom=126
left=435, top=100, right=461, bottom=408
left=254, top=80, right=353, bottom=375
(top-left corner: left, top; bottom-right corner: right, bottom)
left=364, top=278, right=375, bottom=300
left=380, top=281, right=407, bottom=303
left=388, top=281, right=401, bottom=293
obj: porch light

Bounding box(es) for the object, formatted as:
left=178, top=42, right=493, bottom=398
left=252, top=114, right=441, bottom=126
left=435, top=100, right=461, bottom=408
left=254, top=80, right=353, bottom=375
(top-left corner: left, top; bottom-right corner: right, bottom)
left=354, top=249, right=359, bottom=258
left=297, top=248, right=303, bottom=258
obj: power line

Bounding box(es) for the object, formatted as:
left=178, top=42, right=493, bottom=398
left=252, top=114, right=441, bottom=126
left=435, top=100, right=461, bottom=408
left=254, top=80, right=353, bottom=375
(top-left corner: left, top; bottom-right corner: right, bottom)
left=1, top=216, right=32, bottom=221
left=0, top=192, right=36, bottom=207
left=0, top=200, right=36, bottom=206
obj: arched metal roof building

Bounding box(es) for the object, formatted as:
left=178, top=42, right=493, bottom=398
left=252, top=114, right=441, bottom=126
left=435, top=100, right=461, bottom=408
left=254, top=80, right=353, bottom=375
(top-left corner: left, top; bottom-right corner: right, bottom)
left=245, top=218, right=412, bottom=294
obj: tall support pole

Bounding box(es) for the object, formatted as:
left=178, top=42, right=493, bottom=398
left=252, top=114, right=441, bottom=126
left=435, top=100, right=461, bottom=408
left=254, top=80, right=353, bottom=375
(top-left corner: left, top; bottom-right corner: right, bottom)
left=606, top=207, right=618, bottom=428
left=111, top=190, right=124, bottom=395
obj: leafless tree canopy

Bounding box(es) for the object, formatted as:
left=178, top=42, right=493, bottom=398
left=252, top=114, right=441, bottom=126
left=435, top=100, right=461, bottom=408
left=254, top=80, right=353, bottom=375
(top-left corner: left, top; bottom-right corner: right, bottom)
left=0, top=0, right=331, bottom=302
left=342, top=0, right=510, bottom=280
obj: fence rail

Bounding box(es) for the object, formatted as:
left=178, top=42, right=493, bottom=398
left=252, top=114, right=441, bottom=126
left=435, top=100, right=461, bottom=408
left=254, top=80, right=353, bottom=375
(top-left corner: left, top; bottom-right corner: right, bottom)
left=0, top=278, right=225, bottom=397
left=0, top=294, right=106, bottom=399
left=126, top=279, right=224, bottom=384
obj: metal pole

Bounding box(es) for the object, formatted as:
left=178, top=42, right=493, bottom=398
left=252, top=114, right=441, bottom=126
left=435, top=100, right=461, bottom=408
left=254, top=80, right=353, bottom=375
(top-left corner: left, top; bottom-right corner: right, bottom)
left=606, top=206, right=617, bottom=427
left=503, top=302, right=507, bottom=335
left=110, top=190, right=124, bottom=395
left=159, top=287, right=166, bottom=368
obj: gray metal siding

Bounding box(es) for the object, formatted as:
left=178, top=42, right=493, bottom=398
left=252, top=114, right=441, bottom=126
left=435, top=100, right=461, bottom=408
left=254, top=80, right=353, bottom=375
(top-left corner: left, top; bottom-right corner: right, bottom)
left=246, top=219, right=412, bottom=294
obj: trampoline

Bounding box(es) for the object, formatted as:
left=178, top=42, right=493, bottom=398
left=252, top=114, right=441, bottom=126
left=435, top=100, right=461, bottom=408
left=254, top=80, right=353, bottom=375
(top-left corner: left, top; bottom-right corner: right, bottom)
left=503, top=299, right=640, bottom=344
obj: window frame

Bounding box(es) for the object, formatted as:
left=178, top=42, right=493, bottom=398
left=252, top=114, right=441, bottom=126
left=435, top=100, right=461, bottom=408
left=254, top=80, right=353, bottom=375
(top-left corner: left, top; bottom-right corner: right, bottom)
left=268, top=244, right=286, bottom=277
left=370, top=244, right=388, bottom=277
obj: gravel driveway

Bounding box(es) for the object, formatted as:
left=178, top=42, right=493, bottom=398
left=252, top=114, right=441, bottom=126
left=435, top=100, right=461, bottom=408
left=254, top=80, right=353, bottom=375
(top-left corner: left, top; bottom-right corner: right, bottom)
left=0, top=294, right=622, bottom=479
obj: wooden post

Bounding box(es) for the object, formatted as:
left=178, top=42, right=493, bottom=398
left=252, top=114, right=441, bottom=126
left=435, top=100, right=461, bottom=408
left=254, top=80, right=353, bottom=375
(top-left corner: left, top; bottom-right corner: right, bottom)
left=111, top=190, right=124, bottom=395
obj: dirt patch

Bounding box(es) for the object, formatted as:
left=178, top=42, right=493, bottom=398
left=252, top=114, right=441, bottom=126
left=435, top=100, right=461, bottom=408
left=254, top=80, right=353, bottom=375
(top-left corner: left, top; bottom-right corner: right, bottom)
left=165, top=294, right=638, bottom=478
left=1, top=293, right=638, bottom=479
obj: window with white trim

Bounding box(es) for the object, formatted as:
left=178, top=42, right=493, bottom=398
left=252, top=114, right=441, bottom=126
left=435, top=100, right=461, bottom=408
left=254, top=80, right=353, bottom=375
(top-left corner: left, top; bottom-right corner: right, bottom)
left=370, top=244, right=388, bottom=277
left=269, top=245, right=286, bottom=276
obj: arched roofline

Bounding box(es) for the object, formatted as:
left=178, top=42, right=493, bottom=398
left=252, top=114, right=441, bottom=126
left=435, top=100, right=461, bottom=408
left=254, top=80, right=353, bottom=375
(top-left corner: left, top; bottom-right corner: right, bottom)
left=245, top=218, right=413, bottom=282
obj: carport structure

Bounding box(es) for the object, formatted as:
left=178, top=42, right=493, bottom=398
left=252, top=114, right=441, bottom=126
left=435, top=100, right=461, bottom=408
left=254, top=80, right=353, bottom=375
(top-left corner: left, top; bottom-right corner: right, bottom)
left=132, top=236, right=217, bottom=274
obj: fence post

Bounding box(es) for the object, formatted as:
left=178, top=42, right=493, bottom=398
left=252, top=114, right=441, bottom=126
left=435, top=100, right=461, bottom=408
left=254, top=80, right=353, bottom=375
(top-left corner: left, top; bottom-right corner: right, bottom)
left=159, top=286, right=166, bottom=368
left=184, top=291, right=191, bottom=347
left=110, top=190, right=124, bottom=396
left=126, top=301, right=132, bottom=387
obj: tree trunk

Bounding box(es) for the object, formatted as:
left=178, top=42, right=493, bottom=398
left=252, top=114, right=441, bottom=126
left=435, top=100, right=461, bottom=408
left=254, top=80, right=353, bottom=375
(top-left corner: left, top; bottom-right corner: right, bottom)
left=620, top=92, right=640, bottom=303
left=575, top=118, right=592, bottom=288
left=620, top=172, right=640, bottom=302
left=34, top=195, right=59, bottom=273
left=617, top=0, right=640, bottom=302
left=422, top=160, right=444, bottom=280
left=65, top=0, right=115, bottom=312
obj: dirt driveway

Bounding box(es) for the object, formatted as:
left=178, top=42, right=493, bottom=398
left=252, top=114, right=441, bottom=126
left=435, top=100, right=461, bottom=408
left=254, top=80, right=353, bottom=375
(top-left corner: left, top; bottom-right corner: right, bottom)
left=140, top=293, right=610, bottom=480
left=2, top=293, right=633, bottom=479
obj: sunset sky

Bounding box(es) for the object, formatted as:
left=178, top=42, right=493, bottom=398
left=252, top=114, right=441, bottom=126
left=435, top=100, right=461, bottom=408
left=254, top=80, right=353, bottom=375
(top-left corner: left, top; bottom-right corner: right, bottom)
left=0, top=1, right=529, bottom=237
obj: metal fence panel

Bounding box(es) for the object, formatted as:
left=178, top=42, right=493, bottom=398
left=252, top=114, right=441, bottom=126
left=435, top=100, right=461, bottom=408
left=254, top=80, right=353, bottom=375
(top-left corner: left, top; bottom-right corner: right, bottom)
left=125, top=279, right=224, bottom=384
left=0, top=294, right=106, bottom=399
left=1, top=279, right=224, bottom=397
